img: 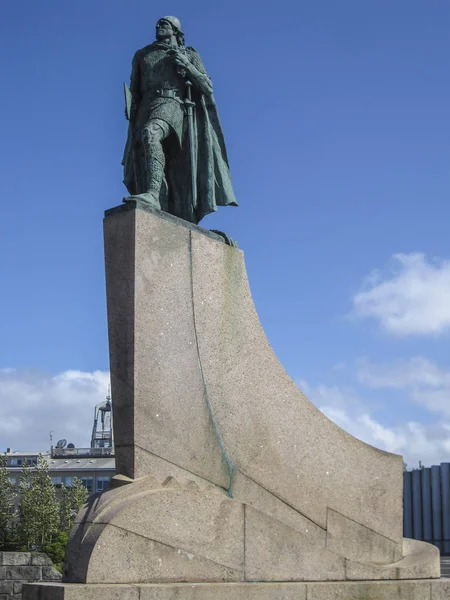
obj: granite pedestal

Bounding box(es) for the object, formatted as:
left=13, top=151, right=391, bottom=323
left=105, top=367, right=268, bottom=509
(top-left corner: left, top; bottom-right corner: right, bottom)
left=25, top=203, right=448, bottom=599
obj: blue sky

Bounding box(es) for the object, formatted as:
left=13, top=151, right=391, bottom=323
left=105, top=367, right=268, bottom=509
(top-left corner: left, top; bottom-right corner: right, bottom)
left=1, top=1, right=450, bottom=465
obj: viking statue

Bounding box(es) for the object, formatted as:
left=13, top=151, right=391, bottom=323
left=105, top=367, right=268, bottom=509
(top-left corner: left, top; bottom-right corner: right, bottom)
left=122, top=16, right=238, bottom=225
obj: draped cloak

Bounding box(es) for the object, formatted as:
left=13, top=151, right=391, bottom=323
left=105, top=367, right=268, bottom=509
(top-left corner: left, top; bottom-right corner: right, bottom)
left=122, top=43, right=238, bottom=225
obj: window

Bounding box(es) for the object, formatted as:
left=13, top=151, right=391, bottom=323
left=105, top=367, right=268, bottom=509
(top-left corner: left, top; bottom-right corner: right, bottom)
left=64, top=476, right=75, bottom=487
left=51, top=476, right=62, bottom=488
left=80, top=477, right=93, bottom=492
left=96, top=476, right=111, bottom=493
left=9, top=458, right=22, bottom=467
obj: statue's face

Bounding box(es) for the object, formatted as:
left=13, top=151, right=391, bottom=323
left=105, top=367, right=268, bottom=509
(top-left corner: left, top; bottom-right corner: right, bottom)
left=156, top=19, right=173, bottom=40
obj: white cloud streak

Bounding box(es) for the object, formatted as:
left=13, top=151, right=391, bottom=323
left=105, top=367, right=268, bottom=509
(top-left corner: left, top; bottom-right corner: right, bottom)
left=351, top=253, right=450, bottom=336
left=299, top=377, right=450, bottom=468
left=358, top=357, right=450, bottom=418
left=0, top=369, right=109, bottom=452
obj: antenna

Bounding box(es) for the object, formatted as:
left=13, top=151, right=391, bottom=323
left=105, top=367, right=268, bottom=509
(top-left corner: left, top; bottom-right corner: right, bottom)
left=56, top=439, right=67, bottom=449
left=90, top=386, right=114, bottom=449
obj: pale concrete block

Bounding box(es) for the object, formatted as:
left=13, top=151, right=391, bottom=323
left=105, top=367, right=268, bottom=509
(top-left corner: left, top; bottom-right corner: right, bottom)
left=86, top=525, right=242, bottom=584
left=326, top=507, right=402, bottom=563
left=2, top=551, right=31, bottom=565
left=108, top=488, right=244, bottom=571
left=431, top=579, right=450, bottom=599
left=346, top=538, right=440, bottom=580
left=306, top=580, right=432, bottom=599
left=65, top=584, right=139, bottom=600
left=132, top=447, right=227, bottom=495
left=23, top=581, right=450, bottom=600
left=139, top=582, right=307, bottom=599
left=31, top=553, right=53, bottom=566
left=244, top=506, right=345, bottom=581
left=6, top=565, right=42, bottom=580
left=232, top=470, right=326, bottom=546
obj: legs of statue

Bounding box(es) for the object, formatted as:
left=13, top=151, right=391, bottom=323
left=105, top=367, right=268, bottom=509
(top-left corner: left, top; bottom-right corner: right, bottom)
left=127, top=119, right=171, bottom=209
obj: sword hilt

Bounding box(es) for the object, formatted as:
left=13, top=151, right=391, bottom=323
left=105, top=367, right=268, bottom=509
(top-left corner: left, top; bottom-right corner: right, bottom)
left=185, top=80, right=193, bottom=102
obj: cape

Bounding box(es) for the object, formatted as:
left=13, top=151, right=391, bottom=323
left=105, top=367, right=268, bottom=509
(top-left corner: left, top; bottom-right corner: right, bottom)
left=122, top=46, right=238, bottom=225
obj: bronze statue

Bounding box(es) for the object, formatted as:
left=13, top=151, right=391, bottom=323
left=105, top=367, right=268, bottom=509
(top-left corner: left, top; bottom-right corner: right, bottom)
left=122, top=16, right=238, bottom=224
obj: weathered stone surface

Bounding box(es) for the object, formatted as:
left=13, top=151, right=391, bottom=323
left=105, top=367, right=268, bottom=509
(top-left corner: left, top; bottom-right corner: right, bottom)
left=346, top=539, right=440, bottom=580
left=13, top=581, right=23, bottom=593
left=306, top=580, right=432, bottom=599
left=85, top=525, right=241, bottom=584
left=245, top=507, right=345, bottom=582
left=132, top=447, right=227, bottom=493
left=22, top=580, right=450, bottom=600
left=104, top=206, right=229, bottom=486
left=66, top=479, right=244, bottom=584
left=138, top=582, right=307, bottom=599
left=431, top=579, right=450, bottom=599
left=190, top=226, right=403, bottom=542
left=31, top=553, right=53, bottom=566
left=42, top=566, right=62, bottom=580
left=1, top=552, right=31, bottom=566
left=0, top=568, right=5, bottom=579
left=0, top=580, right=13, bottom=594
left=106, top=488, right=244, bottom=572
left=6, top=566, right=41, bottom=580
left=98, top=205, right=442, bottom=586
left=232, top=470, right=326, bottom=545
left=326, top=507, right=402, bottom=564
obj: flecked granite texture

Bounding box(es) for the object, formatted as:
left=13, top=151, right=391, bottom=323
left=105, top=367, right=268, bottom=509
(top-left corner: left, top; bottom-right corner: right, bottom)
left=30, top=203, right=443, bottom=598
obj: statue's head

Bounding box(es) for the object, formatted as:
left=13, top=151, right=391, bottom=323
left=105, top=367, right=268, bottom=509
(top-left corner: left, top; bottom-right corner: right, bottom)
left=155, top=16, right=185, bottom=47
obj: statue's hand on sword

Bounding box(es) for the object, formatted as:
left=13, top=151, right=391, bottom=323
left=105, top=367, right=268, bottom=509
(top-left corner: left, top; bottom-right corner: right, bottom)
left=168, top=48, right=190, bottom=77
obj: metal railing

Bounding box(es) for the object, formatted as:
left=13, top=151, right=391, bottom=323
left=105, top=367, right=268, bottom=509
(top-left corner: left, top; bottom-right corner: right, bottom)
left=51, top=446, right=114, bottom=458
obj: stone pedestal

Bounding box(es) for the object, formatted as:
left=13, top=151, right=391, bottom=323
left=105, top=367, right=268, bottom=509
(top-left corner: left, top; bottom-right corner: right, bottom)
left=24, top=203, right=449, bottom=599
left=22, top=579, right=450, bottom=600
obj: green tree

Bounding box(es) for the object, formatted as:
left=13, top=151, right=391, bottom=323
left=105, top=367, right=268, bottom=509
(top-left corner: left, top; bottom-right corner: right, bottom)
left=18, top=455, right=60, bottom=550
left=0, top=454, right=17, bottom=549
left=60, top=477, right=88, bottom=533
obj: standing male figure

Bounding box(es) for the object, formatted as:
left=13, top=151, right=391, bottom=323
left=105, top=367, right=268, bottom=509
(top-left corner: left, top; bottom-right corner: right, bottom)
left=122, top=16, right=238, bottom=224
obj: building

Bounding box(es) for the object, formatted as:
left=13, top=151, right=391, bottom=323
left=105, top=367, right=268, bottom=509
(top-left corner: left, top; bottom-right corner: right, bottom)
left=404, top=463, right=450, bottom=555
left=5, top=450, right=115, bottom=495
left=5, top=395, right=116, bottom=494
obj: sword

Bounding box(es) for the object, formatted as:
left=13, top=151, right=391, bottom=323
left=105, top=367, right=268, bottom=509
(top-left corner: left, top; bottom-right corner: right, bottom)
left=184, top=80, right=197, bottom=212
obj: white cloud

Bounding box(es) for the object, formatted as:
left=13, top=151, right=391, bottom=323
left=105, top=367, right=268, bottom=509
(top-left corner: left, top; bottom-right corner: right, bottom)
left=300, top=379, right=450, bottom=467
left=351, top=253, right=450, bottom=336
left=357, top=357, right=450, bottom=417
left=0, top=369, right=109, bottom=452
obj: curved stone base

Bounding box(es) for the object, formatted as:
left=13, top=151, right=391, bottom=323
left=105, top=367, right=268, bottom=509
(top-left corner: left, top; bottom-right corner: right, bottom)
left=63, top=474, right=439, bottom=585
left=23, top=579, right=450, bottom=600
